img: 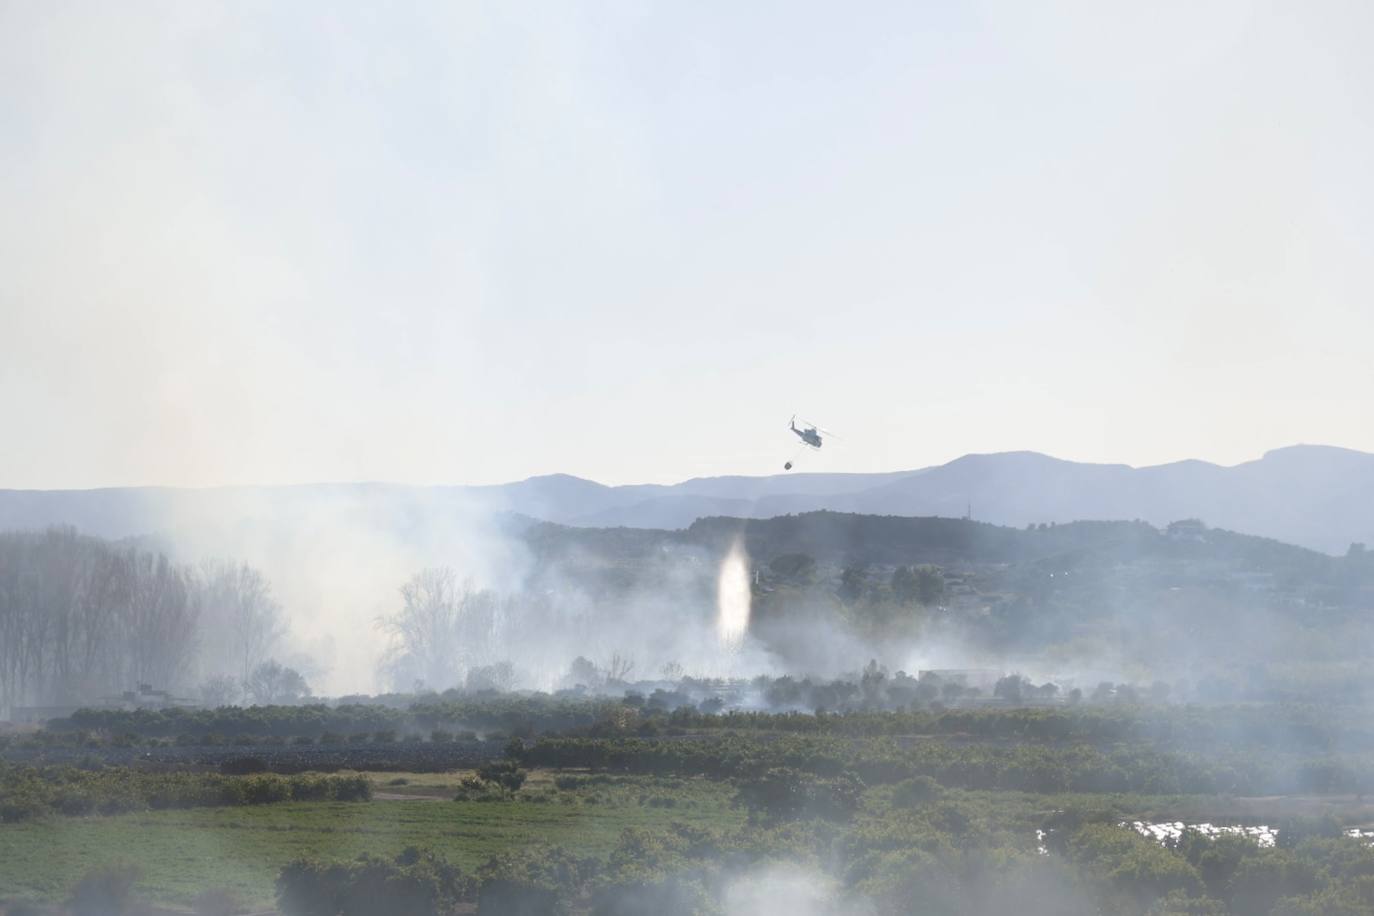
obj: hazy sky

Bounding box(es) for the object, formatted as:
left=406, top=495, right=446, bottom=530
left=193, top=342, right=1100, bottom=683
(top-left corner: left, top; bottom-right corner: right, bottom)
left=3, top=1, right=1372, bottom=489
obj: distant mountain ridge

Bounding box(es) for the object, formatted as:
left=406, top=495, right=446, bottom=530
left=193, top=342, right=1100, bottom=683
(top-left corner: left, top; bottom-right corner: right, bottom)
left=0, top=445, right=1369, bottom=555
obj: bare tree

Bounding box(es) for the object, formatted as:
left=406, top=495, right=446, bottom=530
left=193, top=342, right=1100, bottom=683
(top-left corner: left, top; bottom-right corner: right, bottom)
left=378, top=567, right=461, bottom=691
left=604, top=652, right=635, bottom=684
left=126, top=552, right=200, bottom=689
left=377, top=568, right=501, bottom=691
left=198, top=674, right=241, bottom=708
left=0, top=529, right=230, bottom=715
left=466, top=661, right=517, bottom=692
left=199, top=561, right=285, bottom=691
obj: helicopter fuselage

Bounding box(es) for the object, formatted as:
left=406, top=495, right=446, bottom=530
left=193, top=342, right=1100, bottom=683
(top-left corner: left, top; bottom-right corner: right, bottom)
left=791, top=423, right=822, bottom=448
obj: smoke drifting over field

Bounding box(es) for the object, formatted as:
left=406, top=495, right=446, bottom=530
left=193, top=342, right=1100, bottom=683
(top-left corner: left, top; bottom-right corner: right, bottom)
left=722, top=865, right=872, bottom=916
left=141, top=489, right=781, bottom=697
left=87, top=488, right=499, bottom=695
left=8, top=475, right=1373, bottom=715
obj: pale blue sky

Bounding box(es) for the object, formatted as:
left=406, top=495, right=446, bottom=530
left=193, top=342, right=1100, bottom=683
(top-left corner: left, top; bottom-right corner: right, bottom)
left=2, top=1, right=1372, bottom=488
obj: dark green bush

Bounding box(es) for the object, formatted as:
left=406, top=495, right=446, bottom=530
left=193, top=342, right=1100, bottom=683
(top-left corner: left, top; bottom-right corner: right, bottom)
left=192, top=887, right=247, bottom=916
left=476, top=878, right=561, bottom=915
left=588, top=875, right=712, bottom=916
left=68, top=863, right=141, bottom=916
left=733, top=767, right=863, bottom=822
left=220, top=756, right=268, bottom=775
left=0, top=764, right=369, bottom=819
left=476, top=759, right=528, bottom=793
left=891, top=774, right=943, bottom=806
left=277, top=850, right=467, bottom=916
left=0, top=790, right=50, bottom=822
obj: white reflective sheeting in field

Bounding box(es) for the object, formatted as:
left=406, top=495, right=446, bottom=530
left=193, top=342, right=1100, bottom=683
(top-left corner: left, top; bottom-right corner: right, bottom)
left=1124, top=821, right=1277, bottom=848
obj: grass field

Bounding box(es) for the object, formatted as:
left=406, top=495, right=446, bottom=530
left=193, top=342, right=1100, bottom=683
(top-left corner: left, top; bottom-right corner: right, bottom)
left=6, top=762, right=1372, bottom=914
left=0, top=771, right=744, bottom=910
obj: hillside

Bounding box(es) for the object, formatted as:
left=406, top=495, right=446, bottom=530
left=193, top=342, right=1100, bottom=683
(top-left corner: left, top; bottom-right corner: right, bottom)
left=562, top=446, right=1374, bottom=555
left=1, top=445, right=1370, bottom=554
left=527, top=511, right=1343, bottom=580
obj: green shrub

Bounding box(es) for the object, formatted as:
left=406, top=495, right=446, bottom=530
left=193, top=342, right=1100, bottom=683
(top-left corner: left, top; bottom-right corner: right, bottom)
left=54, top=790, right=97, bottom=816
left=192, top=887, right=247, bottom=916
left=891, top=774, right=943, bottom=806
left=0, top=790, right=49, bottom=822
left=69, top=863, right=141, bottom=916
left=733, top=767, right=863, bottom=822
left=477, top=878, right=561, bottom=916
left=332, top=775, right=373, bottom=801
left=220, top=756, right=269, bottom=775
left=0, top=765, right=370, bottom=817
left=476, top=759, right=528, bottom=793
left=277, top=850, right=466, bottom=916
left=243, top=774, right=293, bottom=804
left=589, top=875, right=712, bottom=916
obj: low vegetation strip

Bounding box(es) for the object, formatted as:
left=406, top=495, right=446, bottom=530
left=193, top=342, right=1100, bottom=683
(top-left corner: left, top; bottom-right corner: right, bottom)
left=0, top=772, right=745, bottom=910
left=43, top=696, right=626, bottom=739
left=0, top=739, right=503, bottom=774
left=0, top=763, right=371, bottom=822
left=27, top=699, right=1374, bottom=753
left=517, top=735, right=1374, bottom=796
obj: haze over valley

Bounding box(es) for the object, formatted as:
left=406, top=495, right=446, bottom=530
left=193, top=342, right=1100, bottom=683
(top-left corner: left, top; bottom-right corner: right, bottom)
left=4, top=443, right=1369, bottom=551
left=2, top=442, right=1370, bottom=702
left=7, top=2, right=1374, bottom=913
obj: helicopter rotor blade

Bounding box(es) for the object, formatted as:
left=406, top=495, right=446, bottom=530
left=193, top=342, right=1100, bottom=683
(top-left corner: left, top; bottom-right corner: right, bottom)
left=796, top=418, right=840, bottom=439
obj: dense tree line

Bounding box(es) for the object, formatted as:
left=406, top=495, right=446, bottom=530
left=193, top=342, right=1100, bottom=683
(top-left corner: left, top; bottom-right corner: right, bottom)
left=0, top=528, right=285, bottom=714
left=516, top=734, right=1374, bottom=797
left=0, top=528, right=199, bottom=711
left=37, top=695, right=1374, bottom=756
left=528, top=512, right=1374, bottom=688
left=544, top=512, right=1356, bottom=580
left=0, top=762, right=369, bottom=822
left=47, top=695, right=626, bottom=738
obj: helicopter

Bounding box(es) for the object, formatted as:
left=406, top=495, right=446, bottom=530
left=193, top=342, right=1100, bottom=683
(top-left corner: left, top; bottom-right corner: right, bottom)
left=784, top=416, right=830, bottom=470
left=789, top=416, right=823, bottom=449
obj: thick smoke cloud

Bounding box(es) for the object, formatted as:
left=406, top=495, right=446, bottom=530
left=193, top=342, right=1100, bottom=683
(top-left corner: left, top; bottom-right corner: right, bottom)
left=148, top=486, right=527, bottom=695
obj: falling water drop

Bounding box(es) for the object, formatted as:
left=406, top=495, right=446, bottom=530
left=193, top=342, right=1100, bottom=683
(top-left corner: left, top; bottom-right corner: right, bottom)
left=716, top=539, right=751, bottom=650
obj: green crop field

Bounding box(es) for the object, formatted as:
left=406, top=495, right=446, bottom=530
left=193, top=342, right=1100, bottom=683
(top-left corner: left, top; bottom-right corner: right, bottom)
left=0, top=771, right=744, bottom=910
left=13, top=707, right=1374, bottom=914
